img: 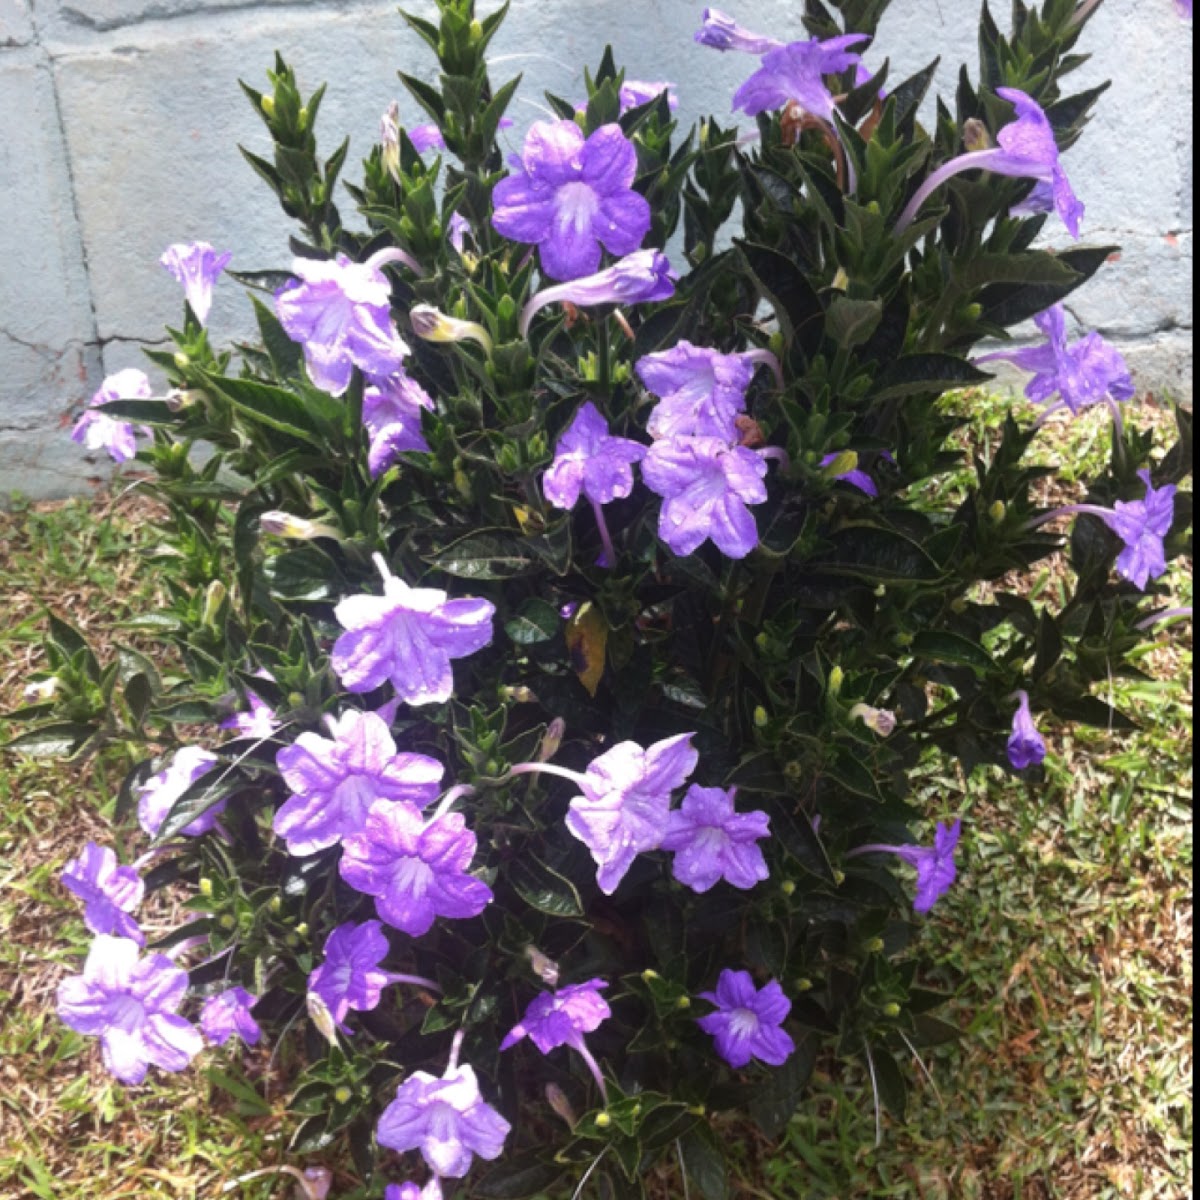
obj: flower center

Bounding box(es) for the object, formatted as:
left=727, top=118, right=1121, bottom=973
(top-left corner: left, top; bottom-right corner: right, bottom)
left=730, top=1007, right=760, bottom=1039
left=555, top=181, right=600, bottom=236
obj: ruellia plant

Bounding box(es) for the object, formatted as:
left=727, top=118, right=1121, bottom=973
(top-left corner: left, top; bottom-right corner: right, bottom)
left=14, top=0, right=1192, bottom=1196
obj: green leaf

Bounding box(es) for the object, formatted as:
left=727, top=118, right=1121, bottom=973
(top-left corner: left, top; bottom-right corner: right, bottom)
left=154, top=765, right=242, bottom=843
left=748, top=1032, right=817, bottom=1137
left=510, top=855, right=584, bottom=917
left=815, top=525, right=941, bottom=583
left=824, top=296, right=883, bottom=348
left=735, top=241, right=825, bottom=360
left=428, top=532, right=538, bottom=580
left=504, top=598, right=560, bottom=646
left=679, top=1125, right=728, bottom=1200
left=911, top=631, right=994, bottom=673
left=0, top=722, right=95, bottom=758
left=866, top=1043, right=908, bottom=1120
left=873, top=354, right=992, bottom=400
left=200, top=372, right=341, bottom=447
left=473, top=1156, right=565, bottom=1199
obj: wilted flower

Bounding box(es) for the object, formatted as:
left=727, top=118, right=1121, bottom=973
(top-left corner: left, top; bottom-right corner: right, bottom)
left=136, top=746, right=223, bottom=838
left=694, top=7, right=783, bottom=54
left=975, top=304, right=1134, bottom=420
left=377, top=1032, right=511, bottom=1178
left=850, top=819, right=963, bottom=913
left=409, top=304, right=493, bottom=352
left=159, top=241, right=231, bottom=324
left=199, top=987, right=261, bottom=1046
left=511, top=733, right=698, bottom=894
left=696, top=969, right=795, bottom=1068
left=363, top=371, right=434, bottom=478
left=897, top=88, right=1084, bottom=237
left=619, top=80, right=679, bottom=113
left=57, top=935, right=202, bottom=1084
left=731, top=34, right=870, bottom=121
left=492, top=120, right=651, bottom=281
left=1006, top=690, right=1046, bottom=769
left=275, top=253, right=411, bottom=396
left=61, top=842, right=145, bottom=945
left=258, top=511, right=339, bottom=540
left=381, top=101, right=402, bottom=180
left=641, top=436, right=769, bottom=558
left=331, top=554, right=495, bottom=706
left=849, top=703, right=897, bottom=737
left=661, top=785, right=771, bottom=893
left=339, top=799, right=493, bottom=936
left=519, top=250, right=675, bottom=336
left=501, top=979, right=611, bottom=1097
left=71, top=368, right=153, bottom=464
left=274, top=708, right=444, bottom=855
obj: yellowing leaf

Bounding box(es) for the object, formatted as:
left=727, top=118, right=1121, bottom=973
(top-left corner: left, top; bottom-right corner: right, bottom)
left=565, top=602, right=607, bottom=697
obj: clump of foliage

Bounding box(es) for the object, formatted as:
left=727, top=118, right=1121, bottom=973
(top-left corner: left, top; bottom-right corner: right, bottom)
left=12, top=0, right=1192, bottom=1196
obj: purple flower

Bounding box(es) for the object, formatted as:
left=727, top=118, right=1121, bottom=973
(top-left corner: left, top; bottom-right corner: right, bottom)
left=1007, top=690, right=1046, bottom=770
left=543, top=402, right=645, bottom=509
left=820, top=451, right=878, bottom=497
left=57, top=934, right=203, bottom=1084
left=694, top=8, right=783, bottom=54
left=975, top=304, right=1134, bottom=418
left=501, top=979, right=611, bottom=1097
left=852, top=820, right=962, bottom=914
left=274, top=708, right=444, bottom=856
left=137, top=746, right=223, bottom=838
left=661, top=785, right=771, bottom=893
left=642, top=436, right=769, bottom=558
left=410, top=123, right=446, bottom=153
left=620, top=81, right=679, bottom=113
left=1098, top=470, right=1178, bottom=590
left=199, top=987, right=261, bottom=1047
left=897, top=89, right=1083, bottom=238
left=558, top=733, right=699, bottom=894
left=1033, top=470, right=1177, bottom=591
left=159, top=241, right=231, bottom=324
left=696, top=969, right=795, bottom=1069
left=331, top=555, right=495, bottom=706
left=636, top=341, right=778, bottom=441
left=308, top=920, right=402, bottom=1034
left=731, top=35, right=870, bottom=121
left=377, top=1062, right=511, bottom=1178
left=448, top=212, right=471, bottom=254
left=386, top=1184, right=442, bottom=1200
left=275, top=254, right=410, bottom=396
left=71, top=369, right=153, bottom=465
left=340, top=799, right=493, bottom=936
left=219, top=689, right=279, bottom=739
left=1178, top=0, right=1193, bottom=18
left=520, top=249, right=675, bottom=336
left=492, top=120, right=651, bottom=281
left=1008, top=178, right=1055, bottom=219
left=363, top=371, right=433, bottom=478
left=61, top=842, right=145, bottom=946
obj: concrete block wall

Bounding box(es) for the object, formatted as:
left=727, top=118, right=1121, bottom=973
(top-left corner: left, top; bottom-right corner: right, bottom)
left=1, top=0, right=1192, bottom=498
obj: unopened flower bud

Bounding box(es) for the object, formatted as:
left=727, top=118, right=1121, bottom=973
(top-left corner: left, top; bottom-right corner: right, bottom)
left=409, top=304, right=493, bottom=352
left=780, top=880, right=796, bottom=897
left=795, top=977, right=813, bottom=993
left=219, top=914, right=236, bottom=930
left=525, top=945, right=560, bottom=987
left=259, top=511, right=337, bottom=540
left=22, top=677, right=60, bottom=704
left=198, top=877, right=214, bottom=897
left=164, top=388, right=198, bottom=412
left=641, top=969, right=660, bottom=982
left=962, top=117, right=991, bottom=152
left=333, top=1085, right=352, bottom=1104
left=784, top=760, right=803, bottom=782
left=380, top=101, right=401, bottom=182
left=753, top=705, right=769, bottom=728
left=306, top=991, right=339, bottom=1046
left=822, top=450, right=858, bottom=480
left=850, top=703, right=897, bottom=737
left=501, top=685, right=538, bottom=703
left=828, top=666, right=845, bottom=696
left=595, top=1111, right=612, bottom=1129
left=833, top=869, right=846, bottom=885
left=865, top=936, right=885, bottom=953
left=202, top=581, right=226, bottom=628
left=831, top=266, right=850, bottom=292
left=268, top=894, right=282, bottom=913
left=302, top=1167, right=332, bottom=1200
left=537, top=717, right=566, bottom=763
left=882, top=1002, right=901, bottom=1018
left=295, top=922, right=309, bottom=938
left=173, top=351, right=190, bottom=369
left=675, top=995, right=691, bottom=1011
left=260, top=95, right=275, bottom=117
left=989, top=500, right=1006, bottom=524
left=545, top=1083, right=577, bottom=1129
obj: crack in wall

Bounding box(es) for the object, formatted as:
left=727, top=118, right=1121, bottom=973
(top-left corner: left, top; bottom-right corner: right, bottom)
left=52, top=0, right=363, bottom=35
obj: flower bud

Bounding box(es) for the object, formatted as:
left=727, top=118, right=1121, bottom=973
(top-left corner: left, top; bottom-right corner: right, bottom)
left=22, top=677, right=60, bottom=704
left=821, top=450, right=858, bottom=480
left=545, top=1083, right=577, bottom=1129
left=525, top=945, right=560, bottom=988
left=641, top=969, right=660, bottom=982
left=306, top=991, right=339, bottom=1046
left=831, top=266, right=850, bottom=292
left=962, top=117, right=991, bottom=152
left=753, top=705, right=769, bottom=728
left=302, top=1167, right=332, bottom=1200
left=380, top=101, right=401, bottom=183
left=260, top=95, right=275, bottom=118
left=849, top=703, right=897, bottom=737
left=164, top=388, right=199, bottom=412
left=202, top=581, right=226, bottom=628
left=784, top=760, right=803, bottom=782
left=295, top=922, right=309, bottom=938
left=675, top=995, right=691, bottom=1011
left=828, top=665, right=845, bottom=696
left=595, top=1112, right=612, bottom=1129
left=219, top=914, right=236, bottom=930
left=173, top=351, right=190, bottom=369
left=794, top=977, right=813, bottom=993
left=259, top=511, right=337, bottom=540
left=537, top=717, right=566, bottom=763
left=409, top=304, right=493, bottom=352
left=833, top=869, right=846, bottom=885
left=269, top=894, right=282, bottom=913
left=882, top=1002, right=901, bottom=1018
left=780, top=879, right=796, bottom=897
left=198, top=877, right=214, bottom=897
left=334, top=1085, right=352, bottom=1104
left=989, top=500, right=1006, bottom=524
left=865, top=936, right=885, bottom=953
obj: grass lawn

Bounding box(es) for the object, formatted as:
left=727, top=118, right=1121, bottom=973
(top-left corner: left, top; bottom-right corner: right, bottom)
left=0, top=395, right=1191, bottom=1199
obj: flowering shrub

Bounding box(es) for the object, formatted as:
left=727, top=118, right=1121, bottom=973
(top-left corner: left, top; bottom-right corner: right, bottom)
left=10, top=0, right=1193, bottom=1195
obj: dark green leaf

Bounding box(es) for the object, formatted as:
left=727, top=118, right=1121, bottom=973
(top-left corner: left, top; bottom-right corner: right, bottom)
left=504, top=598, right=560, bottom=646
left=0, top=722, right=95, bottom=758
left=911, top=631, right=994, bottom=673
left=679, top=1125, right=728, bottom=1200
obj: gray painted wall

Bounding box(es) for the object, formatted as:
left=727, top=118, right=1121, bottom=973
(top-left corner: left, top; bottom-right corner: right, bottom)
left=1, top=0, right=1192, bottom=498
